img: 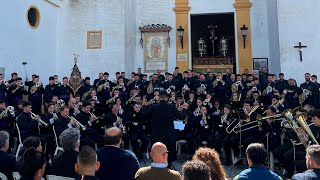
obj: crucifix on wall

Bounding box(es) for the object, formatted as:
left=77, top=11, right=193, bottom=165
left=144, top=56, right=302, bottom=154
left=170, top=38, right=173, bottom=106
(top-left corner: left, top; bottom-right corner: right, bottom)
left=294, top=41, right=307, bottom=62
left=208, top=25, right=218, bottom=55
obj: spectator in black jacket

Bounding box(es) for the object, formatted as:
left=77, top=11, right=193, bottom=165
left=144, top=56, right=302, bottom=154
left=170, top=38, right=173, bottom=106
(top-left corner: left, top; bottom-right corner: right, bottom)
left=0, top=131, right=16, bottom=180
left=51, top=128, right=80, bottom=178
left=96, top=127, right=139, bottom=180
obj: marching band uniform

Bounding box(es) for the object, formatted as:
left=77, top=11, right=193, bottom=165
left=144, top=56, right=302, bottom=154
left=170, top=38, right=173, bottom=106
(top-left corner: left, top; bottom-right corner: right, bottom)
left=56, top=84, right=74, bottom=103
left=44, top=77, right=58, bottom=105
left=28, top=80, right=44, bottom=115
left=0, top=83, right=7, bottom=102
left=7, top=79, right=27, bottom=108
left=16, top=112, right=39, bottom=141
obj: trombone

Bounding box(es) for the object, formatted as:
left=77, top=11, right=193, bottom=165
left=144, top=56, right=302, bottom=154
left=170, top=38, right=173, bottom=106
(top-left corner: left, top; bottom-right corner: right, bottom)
left=226, top=105, right=260, bottom=134
left=30, top=112, right=49, bottom=127
left=67, top=115, right=86, bottom=131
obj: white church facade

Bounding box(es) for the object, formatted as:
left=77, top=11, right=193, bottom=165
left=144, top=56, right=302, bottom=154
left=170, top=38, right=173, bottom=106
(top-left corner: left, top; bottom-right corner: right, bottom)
left=0, top=0, right=319, bottom=84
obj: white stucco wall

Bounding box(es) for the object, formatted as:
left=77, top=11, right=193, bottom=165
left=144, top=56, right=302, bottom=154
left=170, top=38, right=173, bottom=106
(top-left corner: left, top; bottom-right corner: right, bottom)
left=56, top=0, right=126, bottom=81
left=135, top=0, right=176, bottom=74
left=278, top=0, right=320, bottom=84
left=0, top=0, right=58, bottom=83
left=250, top=0, right=270, bottom=63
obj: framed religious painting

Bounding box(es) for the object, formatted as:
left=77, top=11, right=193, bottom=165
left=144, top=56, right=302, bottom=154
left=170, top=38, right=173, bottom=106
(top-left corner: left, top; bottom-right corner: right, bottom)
left=253, top=58, right=268, bottom=71
left=87, top=30, right=102, bottom=49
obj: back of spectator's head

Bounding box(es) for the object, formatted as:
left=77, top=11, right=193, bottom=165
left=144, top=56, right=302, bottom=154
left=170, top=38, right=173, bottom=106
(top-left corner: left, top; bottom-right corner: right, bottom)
left=306, top=145, right=320, bottom=168
left=151, top=142, right=169, bottom=165
left=192, top=147, right=227, bottom=180
left=20, top=148, right=46, bottom=179
left=23, top=136, right=42, bottom=152
left=182, top=160, right=211, bottom=180
left=0, top=131, right=9, bottom=151
left=59, top=128, right=80, bottom=152
left=75, top=146, right=100, bottom=176
left=104, top=127, right=123, bottom=146
left=246, top=143, right=267, bottom=166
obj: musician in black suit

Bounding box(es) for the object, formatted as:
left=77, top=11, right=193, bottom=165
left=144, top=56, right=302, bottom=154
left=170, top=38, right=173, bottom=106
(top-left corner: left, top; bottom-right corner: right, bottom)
left=43, top=76, right=58, bottom=106
left=55, top=77, right=74, bottom=103
left=54, top=106, right=75, bottom=136
left=16, top=101, right=40, bottom=141
left=145, top=90, right=177, bottom=164
left=96, top=127, right=139, bottom=180
left=7, top=77, right=27, bottom=108
left=300, top=73, right=319, bottom=107
left=127, top=103, right=149, bottom=159
left=76, top=77, right=93, bottom=100
left=0, top=131, right=16, bottom=180
left=27, top=75, right=44, bottom=115
left=51, top=128, right=80, bottom=178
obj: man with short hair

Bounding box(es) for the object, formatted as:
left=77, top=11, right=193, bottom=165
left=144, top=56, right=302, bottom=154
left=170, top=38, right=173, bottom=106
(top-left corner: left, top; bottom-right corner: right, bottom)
left=75, top=146, right=100, bottom=180
left=51, top=128, right=80, bottom=178
left=96, top=127, right=139, bottom=180
left=182, top=160, right=210, bottom=180
left=234, top=143, right=282, bottom=180
left=135, top=142, right=181, bottom=180
left=0, top=131, right=16, bottom=180
left=291, top=145, right=320, bottom=180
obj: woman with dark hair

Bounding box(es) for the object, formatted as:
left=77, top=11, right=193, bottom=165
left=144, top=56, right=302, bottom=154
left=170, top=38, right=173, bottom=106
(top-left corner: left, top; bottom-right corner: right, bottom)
left=40, top=103, right=55, bottom=156
left=192, top=147, right=227, bottom=180
left=20, top=148, right=46, bottom=180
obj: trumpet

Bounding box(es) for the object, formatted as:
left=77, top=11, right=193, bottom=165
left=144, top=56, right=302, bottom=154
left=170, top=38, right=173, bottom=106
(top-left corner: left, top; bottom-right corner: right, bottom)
left=67, top=115, right=86, bottom=131
left=126, top=94, right=138, bottom=105
left=106, top=95, right=118, bottom=105
left=202, top=114, right=209, bottom=129
left=117, top=115, right=126, bottom=133
left=30, top=112, right=49, bottom=127
left=219, top=114, right=228, bottom=127
left=166, top=88, right=171, bottom=95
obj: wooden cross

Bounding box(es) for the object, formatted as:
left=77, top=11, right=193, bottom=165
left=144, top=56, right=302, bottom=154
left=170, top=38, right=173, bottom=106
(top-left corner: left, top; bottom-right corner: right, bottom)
left=294, top=41, right=307, bottom=62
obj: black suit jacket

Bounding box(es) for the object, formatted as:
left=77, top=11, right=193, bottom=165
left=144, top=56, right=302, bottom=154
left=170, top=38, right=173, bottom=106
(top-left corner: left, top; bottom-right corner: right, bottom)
left=96, top=146, right=139, bottom=180
left=0, top=150, right=16, bottom=180
left=51, top=151, right=78, bottom=178
left=149, top=100, right=177, bottom=162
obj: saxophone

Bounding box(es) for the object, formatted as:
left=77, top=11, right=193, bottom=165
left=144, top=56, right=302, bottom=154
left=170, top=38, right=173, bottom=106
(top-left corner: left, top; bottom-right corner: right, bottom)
left=147, top=81, right=153, bottom=94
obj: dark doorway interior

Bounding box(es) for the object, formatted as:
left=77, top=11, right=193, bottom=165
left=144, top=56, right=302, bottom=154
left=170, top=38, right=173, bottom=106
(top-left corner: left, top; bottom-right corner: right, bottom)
left=191, top=13, right=236, bottom=71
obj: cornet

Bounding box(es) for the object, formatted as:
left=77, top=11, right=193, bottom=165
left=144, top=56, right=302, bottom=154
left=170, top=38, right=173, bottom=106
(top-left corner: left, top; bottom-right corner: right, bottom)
left=30, top=112, right=48, bottom=127
left=117, top=115, right=126, bottom=133
left=67, top=115, right=86, bottom=131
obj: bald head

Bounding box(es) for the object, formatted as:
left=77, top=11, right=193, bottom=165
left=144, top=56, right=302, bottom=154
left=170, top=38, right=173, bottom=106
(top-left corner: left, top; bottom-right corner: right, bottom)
left=104, top=127, right=123, bottom=146
left=151, top=142, right=168, bottom=164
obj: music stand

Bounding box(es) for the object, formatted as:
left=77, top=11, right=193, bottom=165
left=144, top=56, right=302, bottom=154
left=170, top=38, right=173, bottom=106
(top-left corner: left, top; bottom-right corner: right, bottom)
left=229, top=109, right=247, bottom=170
